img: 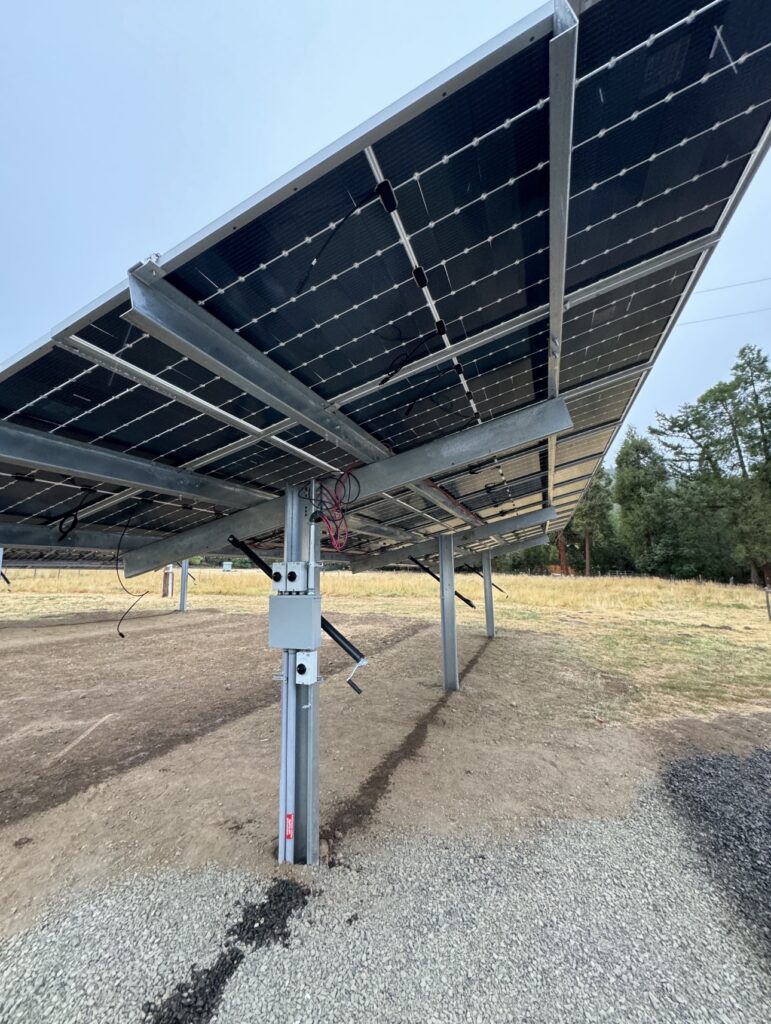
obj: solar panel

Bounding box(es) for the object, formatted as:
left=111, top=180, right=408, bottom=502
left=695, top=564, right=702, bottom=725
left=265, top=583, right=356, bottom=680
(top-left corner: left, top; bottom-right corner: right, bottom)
left=0, top=0, right=769, bottom=571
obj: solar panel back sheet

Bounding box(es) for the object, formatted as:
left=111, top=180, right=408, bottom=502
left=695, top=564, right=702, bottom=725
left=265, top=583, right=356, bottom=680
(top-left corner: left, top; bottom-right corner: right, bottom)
left=0, top=0, right=769, bottom=572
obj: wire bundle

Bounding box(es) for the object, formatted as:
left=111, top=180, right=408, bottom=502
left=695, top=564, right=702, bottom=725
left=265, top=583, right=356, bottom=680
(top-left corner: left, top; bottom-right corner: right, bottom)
left=301, top=470, right=360, bottom=552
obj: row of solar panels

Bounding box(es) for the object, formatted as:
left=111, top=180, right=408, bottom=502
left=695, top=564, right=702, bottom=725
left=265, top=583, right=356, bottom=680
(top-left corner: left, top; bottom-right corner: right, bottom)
left=0, top=0, right=768, bottom=573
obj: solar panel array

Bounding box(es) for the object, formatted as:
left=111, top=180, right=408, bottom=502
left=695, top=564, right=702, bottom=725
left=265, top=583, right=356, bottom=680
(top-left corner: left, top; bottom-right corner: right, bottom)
left=0, top=0, right=769, bottom=570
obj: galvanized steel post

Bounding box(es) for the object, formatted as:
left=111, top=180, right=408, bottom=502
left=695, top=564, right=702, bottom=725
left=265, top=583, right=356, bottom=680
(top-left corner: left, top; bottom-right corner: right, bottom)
left=179, top=559, right=189, bottom=611
left=438, top=534, right=459, bottom=690
left=482, top=550, right=495, bottom=639
left=276, top=484, right=321, bottom=864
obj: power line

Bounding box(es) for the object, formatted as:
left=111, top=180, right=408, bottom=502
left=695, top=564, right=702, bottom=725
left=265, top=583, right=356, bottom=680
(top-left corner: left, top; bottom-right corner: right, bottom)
left=678, top=305, right=771, bottom=326
left=694, top=275, right=771, bottom=294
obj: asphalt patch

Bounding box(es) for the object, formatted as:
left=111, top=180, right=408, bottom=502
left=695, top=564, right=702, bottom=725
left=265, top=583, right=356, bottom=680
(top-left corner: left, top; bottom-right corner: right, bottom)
left=142, top=878, right=311, bottom=1024
left=322, top=691, right=450, bottom=856
left=662, top=746, right=771, bottom=953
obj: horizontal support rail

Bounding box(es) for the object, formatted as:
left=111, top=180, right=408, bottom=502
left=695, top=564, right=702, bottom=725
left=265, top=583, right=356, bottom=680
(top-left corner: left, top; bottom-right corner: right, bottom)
left=0, top=421, right=261, bottom=510
left=123, top=396, right=571, bottom=576
left=354, top=505, right=557, bottom=572
left=0, top=522, right=160, bottom=552
left=126, top=264, right=482, bottom=527
left=456, top=533, right=550, bottom=567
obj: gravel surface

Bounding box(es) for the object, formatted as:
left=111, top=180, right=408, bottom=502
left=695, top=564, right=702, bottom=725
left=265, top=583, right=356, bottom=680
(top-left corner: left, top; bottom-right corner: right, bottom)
left=663, top=747, right=771, bottom=943
left=1, top=783, right=769, bottom=1024
left=0, top=869, right=270, bottom=1024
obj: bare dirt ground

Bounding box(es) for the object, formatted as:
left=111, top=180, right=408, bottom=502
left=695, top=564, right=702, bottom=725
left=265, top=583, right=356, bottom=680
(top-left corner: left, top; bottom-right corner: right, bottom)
left=0, top=609, right=425, bottom=827
left=1, top=604, right=769, bottom=939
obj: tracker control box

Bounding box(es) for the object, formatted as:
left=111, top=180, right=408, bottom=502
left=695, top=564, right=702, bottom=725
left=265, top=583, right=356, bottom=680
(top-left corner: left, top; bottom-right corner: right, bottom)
left=268, top=594, right=321, bottom=650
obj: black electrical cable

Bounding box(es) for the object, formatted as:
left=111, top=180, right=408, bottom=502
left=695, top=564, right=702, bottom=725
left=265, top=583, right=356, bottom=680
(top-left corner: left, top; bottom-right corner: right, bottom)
left=295, top=190, right=378, bottom=296
left=403, top=377, right=476, bottom=426
left=380, top=328, right=438, bottom=385
left=114, top=507, right=148, bottom=638
left=57, top=488, right=95, bottom=540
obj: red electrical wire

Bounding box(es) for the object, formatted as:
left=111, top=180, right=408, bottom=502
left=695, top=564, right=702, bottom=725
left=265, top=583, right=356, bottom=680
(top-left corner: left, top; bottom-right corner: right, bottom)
left=308, top=470, right=359, bottom=551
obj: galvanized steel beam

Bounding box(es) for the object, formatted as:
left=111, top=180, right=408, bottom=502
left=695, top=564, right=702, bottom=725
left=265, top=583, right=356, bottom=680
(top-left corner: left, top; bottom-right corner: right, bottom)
left=124, top=397, right=573, bottom=577
left=0, top=522, right=158, bottom=551
left=563, top=233, right=719, bottom=312
left=59, top=334, right=336, bottom=479
left=125, top=263, right=482, bottom=528
left=346, top=515, right=421, bottom=543
left=354, top=505, right=558, bottom=572
left=126, top=265, right=388, bottom=463
left=0, top=421, right=259, bottom=510
left=455, top=534, right=551, bottom=567
left=351, top=399, right=570, bottom=502
left=123, top=397, right=571, bottom=576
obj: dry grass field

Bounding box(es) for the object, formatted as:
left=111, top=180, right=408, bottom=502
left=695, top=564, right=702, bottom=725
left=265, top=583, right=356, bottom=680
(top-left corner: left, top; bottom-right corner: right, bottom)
left=1, top=566, right=769, bottom=719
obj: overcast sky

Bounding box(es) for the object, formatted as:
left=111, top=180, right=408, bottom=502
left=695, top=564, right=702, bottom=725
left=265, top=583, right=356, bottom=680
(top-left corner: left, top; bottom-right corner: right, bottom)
left=1, top=0, right=769, bottom=463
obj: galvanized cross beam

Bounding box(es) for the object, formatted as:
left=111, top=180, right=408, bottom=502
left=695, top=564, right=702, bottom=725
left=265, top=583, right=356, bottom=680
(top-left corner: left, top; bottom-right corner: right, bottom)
left=563, top=233, right=718, bottom=312
left=353, top=505, right=558, bottom=572
left=0, top=522, right=159, bottom=551
left=123, top=396, right=571, bottom=576
left=456, top=534, right=550, bottom=567
left=125, top=265, right=389, bottom=463
left=72, top=232, right=713, bottom=537
left=124, top=264, right=482, bottom=527
left=346, top=514, right=421, bottom=543
left=335, top=233, right=717, bottom=406
left=0, top=421, right=260, bottom=510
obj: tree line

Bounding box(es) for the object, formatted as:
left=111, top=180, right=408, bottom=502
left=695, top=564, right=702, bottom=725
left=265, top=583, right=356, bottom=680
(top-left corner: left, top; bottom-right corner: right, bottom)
left=500, top=345, right=771, bottom=585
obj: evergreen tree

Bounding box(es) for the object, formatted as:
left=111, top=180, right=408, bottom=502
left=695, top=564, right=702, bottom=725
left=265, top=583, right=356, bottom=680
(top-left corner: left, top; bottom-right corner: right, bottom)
left=613, top=430, right=676, bottom=575
left=568, top=468, right=617, bottom=574
left=732, top=345, right=771, bottom=464
left=650, top=344, right=771, bottom=583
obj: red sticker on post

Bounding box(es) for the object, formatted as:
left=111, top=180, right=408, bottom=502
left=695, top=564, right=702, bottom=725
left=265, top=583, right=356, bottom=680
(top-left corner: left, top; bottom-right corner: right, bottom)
left=285, top=813, right=295, bottom=841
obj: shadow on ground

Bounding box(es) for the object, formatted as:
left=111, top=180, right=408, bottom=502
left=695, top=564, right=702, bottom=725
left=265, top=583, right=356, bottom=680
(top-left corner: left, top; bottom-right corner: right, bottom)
left=0, top=612, right=427, bottom=827
left=662, top=746, right=771, bottom=952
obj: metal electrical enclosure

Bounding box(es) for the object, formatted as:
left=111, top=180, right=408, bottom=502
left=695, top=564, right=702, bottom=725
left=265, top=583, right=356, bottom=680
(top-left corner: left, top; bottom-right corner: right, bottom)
left=268, top=594, right=322, bottom=650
